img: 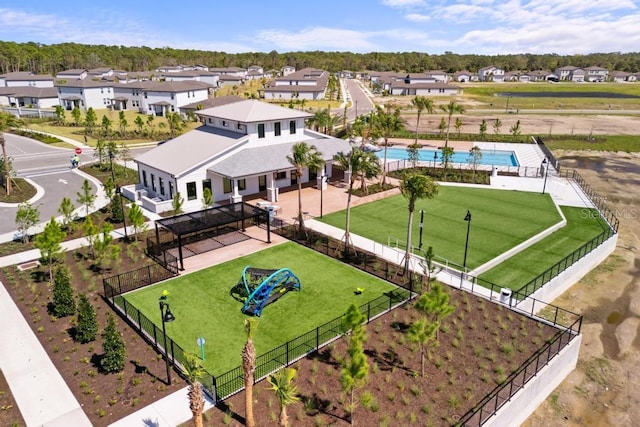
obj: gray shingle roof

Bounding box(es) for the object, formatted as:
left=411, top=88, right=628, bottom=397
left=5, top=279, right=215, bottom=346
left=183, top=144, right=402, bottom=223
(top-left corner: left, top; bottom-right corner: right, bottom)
left=134, top=126, right=247, bottom=177
left=208, top=136, right=351, bottom=178
left=196, top=100, right=312, bottom=123
left=180, top=95, right=243, bottom=110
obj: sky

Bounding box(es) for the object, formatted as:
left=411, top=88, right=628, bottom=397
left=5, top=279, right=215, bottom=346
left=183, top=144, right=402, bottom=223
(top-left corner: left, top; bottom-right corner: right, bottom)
left=0, top=0, right=639, bottom=55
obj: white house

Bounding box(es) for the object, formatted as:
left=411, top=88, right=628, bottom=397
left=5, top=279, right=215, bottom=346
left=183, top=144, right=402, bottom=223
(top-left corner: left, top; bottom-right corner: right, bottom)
left=129, top=100, right=350, bottom=213
left=478, top=66, right=505, bottom=82
left=554, top=66, right=585, bottom=82
left=0, top=72, right=54, bottom=88
left=112, top=80, right=212, bottom=115
left=262, top=68, right=328, bottom=100
left=161, top=70, right=220, bottom=87
left=584, top=66, right=609, bottom=82
left=56, top=79, right=115, bottom=110
left=0, top=86, right=59, bottom=108
left=56, top=69, right=89, bottom=80
left=281, top=65, right=296, bottom=76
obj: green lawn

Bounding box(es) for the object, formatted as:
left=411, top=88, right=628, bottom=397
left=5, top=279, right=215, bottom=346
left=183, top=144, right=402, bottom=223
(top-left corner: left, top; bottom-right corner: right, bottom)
left=319, top=186, right=562, bottom=270
left=123, top=242, right=398, bottom=375
left=478, top=206, right=609, bottom=289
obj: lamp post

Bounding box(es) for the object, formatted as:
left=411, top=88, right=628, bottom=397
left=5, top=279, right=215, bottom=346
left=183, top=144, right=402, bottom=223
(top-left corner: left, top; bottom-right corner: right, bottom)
left=355, top=100, right=358, bottom=118
left=109, top=150, right=128, bottom=239
left=159, top=300, right=175, bottom=385
left=461, top=210, right=472, bottom=287
left=320, top=174, right=328, bottom=219
left=433, top=151, right=438, bottom=168
left=418, top=210, right=425, bottom=250
left=541, top=158, right=549, bottom=195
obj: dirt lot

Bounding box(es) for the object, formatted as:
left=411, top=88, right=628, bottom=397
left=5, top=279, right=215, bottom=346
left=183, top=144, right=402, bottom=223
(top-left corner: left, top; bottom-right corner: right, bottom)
left=523, top=150, right=640, bottom=426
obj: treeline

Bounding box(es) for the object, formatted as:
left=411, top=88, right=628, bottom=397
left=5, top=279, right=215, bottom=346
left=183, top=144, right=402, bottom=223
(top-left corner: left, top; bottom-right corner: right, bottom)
left=1, top=41, right=639, bottom=75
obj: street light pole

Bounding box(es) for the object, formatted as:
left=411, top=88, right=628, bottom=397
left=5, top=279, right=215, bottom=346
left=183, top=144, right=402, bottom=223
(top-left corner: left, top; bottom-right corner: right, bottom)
left=355, top=100, right=358, bottom=118
left=159, top=300, right=175, bottom=385
left=541, top=158, right=549, bottom=195
left=462, top=210, right=472, bottom=287
left=433, top=151, right=438, bottom=169
left=320, top=174, right=327, bottom=218
left=418, top=210, right=424, bottom=250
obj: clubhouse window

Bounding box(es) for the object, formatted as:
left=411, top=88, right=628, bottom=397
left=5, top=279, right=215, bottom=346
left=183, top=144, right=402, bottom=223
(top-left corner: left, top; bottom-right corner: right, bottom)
left=186, top=182, right=197, bottom=200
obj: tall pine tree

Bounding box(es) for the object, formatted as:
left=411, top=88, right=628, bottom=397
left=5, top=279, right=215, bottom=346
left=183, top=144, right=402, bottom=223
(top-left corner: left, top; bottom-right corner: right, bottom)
left=75, top=294, right=98, bottom=343
left=101, top=313, right=126, bottom=373
left=52, top=266, right=75, bottom=317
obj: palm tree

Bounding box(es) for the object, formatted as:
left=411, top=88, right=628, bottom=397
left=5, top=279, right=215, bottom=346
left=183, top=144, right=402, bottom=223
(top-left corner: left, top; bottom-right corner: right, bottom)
left=440, top=100, right=465, bottom=149
left=411, top=96, right=434, bottom=144
left=0, top=112, right=20, bottom=195
left=286, top=142, right=324, bottom=236
left=334, top=148, right=381, bottom=256
left=241, top=318, right=257, bottom=427
left=400, top=173, right=438, bottom=272
left=372, top=106, right=403, bottom=186
left=267, top=368, right=300, bottom=427
left=182, top=352, right=205, bottom=427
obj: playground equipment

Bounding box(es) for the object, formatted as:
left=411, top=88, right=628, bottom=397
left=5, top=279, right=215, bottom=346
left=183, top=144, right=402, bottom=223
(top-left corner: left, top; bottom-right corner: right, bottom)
left=239, top=266, right=301, bottom=317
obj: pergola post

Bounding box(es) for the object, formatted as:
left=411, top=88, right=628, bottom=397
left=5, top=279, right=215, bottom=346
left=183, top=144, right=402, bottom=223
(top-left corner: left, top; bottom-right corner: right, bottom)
left=177, top=233, right=184, bottom=271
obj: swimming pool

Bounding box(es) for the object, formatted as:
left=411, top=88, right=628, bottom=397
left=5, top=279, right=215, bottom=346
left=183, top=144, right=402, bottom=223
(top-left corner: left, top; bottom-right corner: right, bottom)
left=378, top=147, right=519, bottom=167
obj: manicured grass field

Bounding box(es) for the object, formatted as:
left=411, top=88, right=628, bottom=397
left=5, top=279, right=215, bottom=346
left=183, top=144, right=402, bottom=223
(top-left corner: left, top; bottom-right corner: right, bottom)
left=319, top=186, right=562, bottom=270
left=123, top=242, right=398, bottom=375
left=478, top=206, right=609, bottom=289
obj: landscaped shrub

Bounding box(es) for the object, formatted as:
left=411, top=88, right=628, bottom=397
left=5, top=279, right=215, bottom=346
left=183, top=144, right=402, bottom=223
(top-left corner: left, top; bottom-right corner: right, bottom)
left=75, top=293, right=98, bottom=343
left=52, top=266, right=76, bottom=317
left=11, top=129, right=63, bottom=144
left=101, top=313, right=126, bottom=373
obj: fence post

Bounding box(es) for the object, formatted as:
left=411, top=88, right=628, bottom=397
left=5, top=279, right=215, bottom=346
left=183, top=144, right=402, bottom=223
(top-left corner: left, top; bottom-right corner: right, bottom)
left=316, top=327, right=319, bottom=350
left=286, top=342, right=290, bottom=365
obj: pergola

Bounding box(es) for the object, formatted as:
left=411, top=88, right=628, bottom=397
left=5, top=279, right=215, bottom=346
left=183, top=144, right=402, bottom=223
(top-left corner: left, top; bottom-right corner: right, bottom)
left=153, top=202, right=271, bottom=270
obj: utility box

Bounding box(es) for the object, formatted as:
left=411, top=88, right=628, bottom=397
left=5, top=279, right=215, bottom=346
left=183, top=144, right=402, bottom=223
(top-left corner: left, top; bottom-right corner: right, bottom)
left=499, top=288, right=512, bottom=305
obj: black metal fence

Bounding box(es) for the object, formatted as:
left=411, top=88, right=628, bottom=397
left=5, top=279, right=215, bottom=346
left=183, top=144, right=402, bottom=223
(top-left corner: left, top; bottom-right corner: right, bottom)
left=533, top=136, right=560, bottom=172
left=457, top=312, right=581, bottom=426
left=385, top=159, right=542, bottom=178
left=145, top=238, right=179, bottom=275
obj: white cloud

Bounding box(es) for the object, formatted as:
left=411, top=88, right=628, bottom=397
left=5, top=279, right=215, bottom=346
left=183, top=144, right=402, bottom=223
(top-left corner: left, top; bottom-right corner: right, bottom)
left=255, top=27, right=376, bottom=51
left=405, top=13, right=431, bottom=22
left=381, top=0, right=426, bottom=7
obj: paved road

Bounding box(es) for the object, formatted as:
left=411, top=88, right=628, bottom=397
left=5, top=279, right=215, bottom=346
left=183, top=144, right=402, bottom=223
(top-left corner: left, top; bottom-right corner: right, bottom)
left=343, top=79, right=375, bottom=121
left=1, top=134, right=96, bottom=236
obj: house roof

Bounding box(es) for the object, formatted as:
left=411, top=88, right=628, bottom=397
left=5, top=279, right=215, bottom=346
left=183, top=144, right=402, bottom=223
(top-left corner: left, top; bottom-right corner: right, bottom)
left=196, top=100, right=312, bottom=123
left=57, top=69, right=88, bottom=75
left=0, top=86, right=58, bottom=98
left=218, top=75, right=245, bottom=81
left=124, top=80, right=213, bottom=92
left=0, top=72, right=53, bottom=81
left=134, top=126, right=247, bottom=177
left=209, top=135, right=351, bottom=179
left=262, top=84, right=326, bottom=93
left=55, top=79, right=114, bottom=88
left=180, top=95, right=243, bottom=110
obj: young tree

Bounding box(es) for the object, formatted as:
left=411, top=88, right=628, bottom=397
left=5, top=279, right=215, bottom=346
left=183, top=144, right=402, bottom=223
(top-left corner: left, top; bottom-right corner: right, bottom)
left=400, top=174, right=438, bottom=273
left=134, top=115, right=145, bottom=135
left=172, top=192, right=184, bottom=215
left=84, top=107, right=97, bottom=134
left=407, top=317, right=438, bottom=377
left=440, top=146, right=455, bottom=179
left=201, top=187, right=213, bottom=209
left=182, top=352, right=206, bottom=427
left=455, top=117, right=463, bottom=137
left=411, top=96, right=434, bottom=144
left=34, top=217, right=66, bottom=285
left=267, top=368, right=300, bottom=427
left=415, top=282, right=455, bottom=340
left=128, top=203, right=148, bottom=242
left=468, top=146, right=483, bottom=180
left=286, top=142, right=324, bottom=235
left=76, top=179, right=96, bottom=217
left=440, top=101, right=465, bottom=150
left=15, top=202, right=40, bottom=243
left=146, top=115, right=155, bottom=137
left=406, top=142, right=421, bottom=169
left=241, top=318, right=257, bottom=427
left=437, top=117, right=446, bottom=136
left=479, top=119, right=488, bottom=140
left=93, top=223, right=121, bottom=271
left=57, top=197, right=76, bottom=230
left=419, top=246, right=436, bottom=292
left=82, top=215, right=99, bottom=259
left=493, top=117, right=503, bottom=135
left=340, top=305, right=369, bottom=426
left=75, top=294, right=98, bottom=343
left=52, top=266, right=75, bottom=317
left=510, top=119, right=522, bottom=138
left=118, top=111, right=128, bottom=137
left=101, top=313, right=126, bottom=373
left=118, top=141, right=131, bottom=170
left=54, top=105, right=66, bottom=125
left=101, top=115, right=112, bottom=137
left=71, top=106, right=82, bottom=126
left=94, top=138, right=107, bottom=165
left=167, top=112, right=184, bottom=138
left=0, top=112, right=21, bottom=195
left=110, top=193, right=124, bottom=223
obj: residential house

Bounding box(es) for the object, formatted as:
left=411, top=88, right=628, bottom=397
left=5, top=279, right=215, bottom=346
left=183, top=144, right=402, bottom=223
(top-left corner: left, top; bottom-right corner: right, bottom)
left=262, top=68, right=328, bottom=100
left=112, top=80, right=212, bottom=115
left=0, top=71, right=54, bottom=87
left=584, top=66, right=609, bottom=82
left=128, top=100, right=350, bottom=213
left=161, top=70, right=220, bottom=87
left=528, top=70, right=557, bottom=82
left=0, top=86, right=59, bottom=108
left=478, top=66, right=505, bottom=82
left=87, top=67, right=114, bottom=79
left=209, top=67, right=247, bottom=78
left=281, top=65, right=296, bottom=76
left=56, top=69, right=89, bottom=80
left=247, top=65, right=264, bottom=74
left=55, top=79, right=114, bottom=110
left=217, top=74, right=246, bottom=88
left=610, top=71, right=637, bottom=83
left=452, top=70, right=477, bottom=82
left=424, top=70, right=449, bottom=83
left=554, top=66, right=585, bottom=82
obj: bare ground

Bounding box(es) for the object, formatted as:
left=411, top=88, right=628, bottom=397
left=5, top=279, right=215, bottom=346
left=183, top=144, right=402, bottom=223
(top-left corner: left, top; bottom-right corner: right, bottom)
left=523, top=151, right=640, bottom=426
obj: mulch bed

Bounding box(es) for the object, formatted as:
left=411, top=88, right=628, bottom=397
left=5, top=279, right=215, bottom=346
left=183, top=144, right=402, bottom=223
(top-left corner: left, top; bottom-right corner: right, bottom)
left=0, top=237, right=185, bottom=427
left=215, top=286, right=560, bottom=426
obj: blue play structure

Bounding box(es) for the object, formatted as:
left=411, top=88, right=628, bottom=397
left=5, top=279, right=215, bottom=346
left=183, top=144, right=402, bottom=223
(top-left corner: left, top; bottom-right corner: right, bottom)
left=240, top=266, right=301, bottom=317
